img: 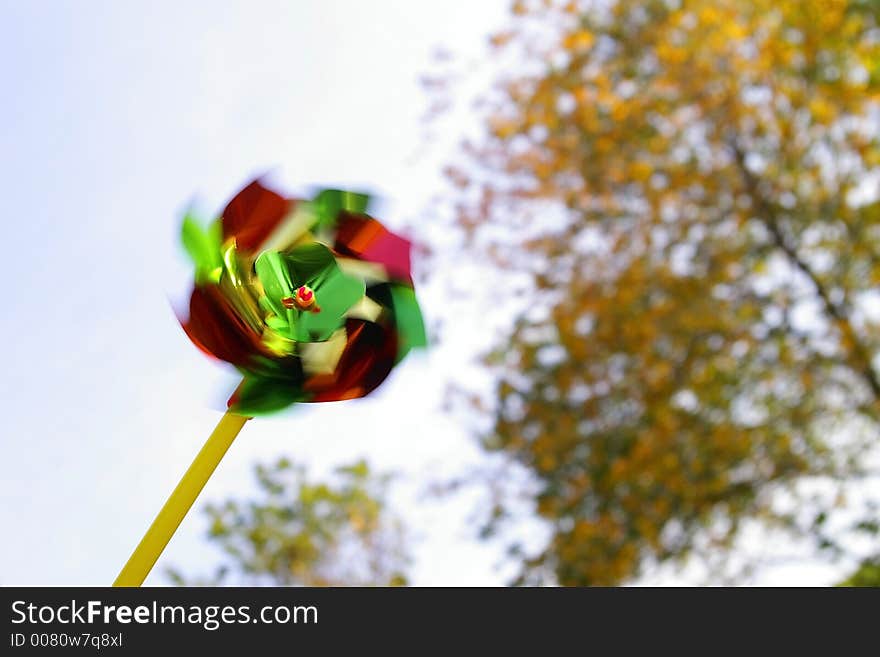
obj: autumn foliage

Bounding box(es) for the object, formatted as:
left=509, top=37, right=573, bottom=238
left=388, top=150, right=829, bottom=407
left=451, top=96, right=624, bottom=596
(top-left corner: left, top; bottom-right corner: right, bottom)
left=168, top=459, right=409, bottom=586
left=445, top=0, right=880, bottom=584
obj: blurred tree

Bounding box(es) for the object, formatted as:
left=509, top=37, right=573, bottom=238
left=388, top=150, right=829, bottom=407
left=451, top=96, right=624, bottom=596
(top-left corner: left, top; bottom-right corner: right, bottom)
left=837, top=556, right=880, bottom=586
left=167, top=458, right=409, bottom=586
left=438, top=0, right=880, bottom=584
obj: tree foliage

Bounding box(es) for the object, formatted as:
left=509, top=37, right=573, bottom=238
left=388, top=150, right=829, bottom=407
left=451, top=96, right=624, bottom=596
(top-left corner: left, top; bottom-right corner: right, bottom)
left=167, top=459, right=409, bottom=586
left=837, top=556, right=880, bottom=586
left=441, top=0, right=880, bottom=584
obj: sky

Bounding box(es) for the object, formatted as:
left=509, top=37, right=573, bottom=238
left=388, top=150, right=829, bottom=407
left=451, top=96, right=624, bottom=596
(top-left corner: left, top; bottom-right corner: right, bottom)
left=0, top=0, right=523, bottom=586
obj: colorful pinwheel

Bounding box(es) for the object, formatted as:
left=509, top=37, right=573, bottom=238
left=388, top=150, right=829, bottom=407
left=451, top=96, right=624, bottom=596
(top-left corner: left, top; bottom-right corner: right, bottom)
left=114, top=179, right=426, bottom=586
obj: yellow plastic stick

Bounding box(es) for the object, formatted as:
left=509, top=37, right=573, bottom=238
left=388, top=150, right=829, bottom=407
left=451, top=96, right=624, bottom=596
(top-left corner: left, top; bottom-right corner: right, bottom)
left=113, top=411, right=249, bottom=587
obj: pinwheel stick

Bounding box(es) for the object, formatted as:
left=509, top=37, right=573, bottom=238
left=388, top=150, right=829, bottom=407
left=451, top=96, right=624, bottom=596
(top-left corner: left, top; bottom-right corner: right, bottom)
left=113, top=411, right=250, bottom=587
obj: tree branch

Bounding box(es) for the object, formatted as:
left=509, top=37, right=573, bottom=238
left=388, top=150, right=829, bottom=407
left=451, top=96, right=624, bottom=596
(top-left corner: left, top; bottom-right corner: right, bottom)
left=729, top=142, right=880, bottom=404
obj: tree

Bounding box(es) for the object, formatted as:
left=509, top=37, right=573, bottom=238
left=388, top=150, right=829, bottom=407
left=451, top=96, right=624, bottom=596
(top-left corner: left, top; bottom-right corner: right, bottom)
left=837, top=556, right=880, bottom=586
left=438, top=0, right=880, bottom=584
left=167, top=459, right=409, bottom=586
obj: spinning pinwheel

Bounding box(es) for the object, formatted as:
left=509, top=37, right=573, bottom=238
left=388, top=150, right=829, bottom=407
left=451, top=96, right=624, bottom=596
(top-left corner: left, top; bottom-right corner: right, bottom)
left=114, top=179, right=426, bottom=586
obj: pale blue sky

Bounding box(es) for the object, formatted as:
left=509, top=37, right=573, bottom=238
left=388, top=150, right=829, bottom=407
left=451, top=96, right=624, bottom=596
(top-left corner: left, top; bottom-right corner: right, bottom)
left=0, top=0, right=521, bottom=586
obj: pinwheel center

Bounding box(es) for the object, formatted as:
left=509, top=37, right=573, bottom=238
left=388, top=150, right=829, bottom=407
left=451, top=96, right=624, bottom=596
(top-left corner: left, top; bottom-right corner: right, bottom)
left=281, top=285, right=320, bottom=312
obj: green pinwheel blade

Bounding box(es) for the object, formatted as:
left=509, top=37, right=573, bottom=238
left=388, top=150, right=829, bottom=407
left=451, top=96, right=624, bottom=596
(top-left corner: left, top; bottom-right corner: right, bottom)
left=265, top=315, right=289, bottom=332
left=283, top=243, right=336, bottom=285
left=312, top=188, right=371, bottom=229
left=300, top=267, right=366, bottom=340
left=233, top=375, right=309, bottom=416
left=258, top=244, right=364, bottom=342
left=390, top=285, right=427, bottom=361
left=181, top=213, right=223, bottom=284
left=255, top=251, right=295, bottom=317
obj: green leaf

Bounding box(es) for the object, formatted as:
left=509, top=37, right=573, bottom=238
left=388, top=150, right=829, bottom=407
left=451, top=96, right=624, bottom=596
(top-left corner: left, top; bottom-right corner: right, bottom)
left=337, top=460, right=370, bottom=478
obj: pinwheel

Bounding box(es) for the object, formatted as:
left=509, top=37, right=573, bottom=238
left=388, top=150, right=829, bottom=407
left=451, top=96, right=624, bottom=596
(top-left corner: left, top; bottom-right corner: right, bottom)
left=114, top=179, right=426, bottom=586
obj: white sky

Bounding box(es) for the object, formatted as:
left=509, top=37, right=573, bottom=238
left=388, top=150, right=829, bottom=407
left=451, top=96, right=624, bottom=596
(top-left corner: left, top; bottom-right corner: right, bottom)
left=0, top=0, right=520, bottom=586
